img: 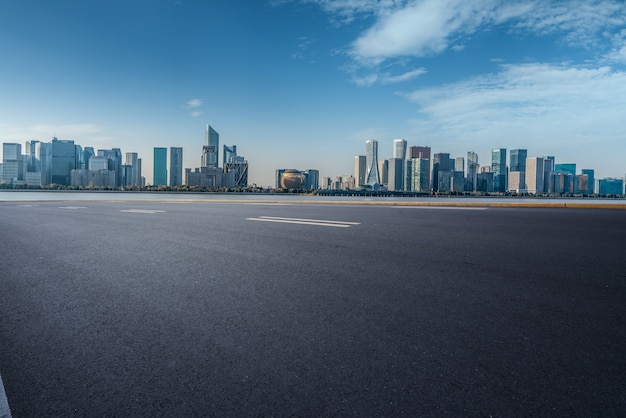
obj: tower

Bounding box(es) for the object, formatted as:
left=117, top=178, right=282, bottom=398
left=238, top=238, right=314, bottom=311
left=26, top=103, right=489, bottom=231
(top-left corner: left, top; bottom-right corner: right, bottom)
left=491, top=148, right=507, bottom=192
left=203, top=125, right=219, bottom=168
left=170, top=147, right=183, bottom=186
left=354, top=155, right=366, bottom=188
left=365, top=139, right=380, bottom=186
left=393, top=139, right=407, bottom=160
left=153, top=147, right=167, bottom=186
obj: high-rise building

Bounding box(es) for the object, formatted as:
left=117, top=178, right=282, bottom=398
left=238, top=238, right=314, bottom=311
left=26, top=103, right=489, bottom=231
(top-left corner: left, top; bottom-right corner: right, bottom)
left=387, top=158, right=404, bottom=191
left=581, top=169, right=595, bottom=194
left=555, top=163, right=576, bottom=175
left=51, top=138, right=77, bottom=186
left=543, top=156, right=555, bottom=193
left=405, top=158, right=430, bottom=192
left=203, top=125, right=219, bottom=168
left=365, top=140, right=380, bottom=186
left=491, top=148, right=507, bottom=192
left=223, top=145, right=237, bottom=166
left=354, top=155, right=366, bottom=188
left=455, top=157, right=465, bottom=173
left=303, top=169, right=319, bottom=190
left=124, top=152, right=142, bottom=187
left=526, top=157, right=544, bottom=194
left=393, top=139, right=407, bottom=160
left=97, top=148, right=122, bottom=187
left=508, top=171, right=525, bottom=192
left=597, top=178, right=624, bottom=195
left=432, top=153, right=450, bottom=192
left=510, top=149, right=527, bottom=172
left=408, top=146, right=431, bottom=160
left=224, top=157, right=249, bottom=188
left=170, top=147, right=183, bottom=186
left=378, top=159, right=388, bottom=186
left=2, top=143, right=23, bottom=182
left=467, top=151, right=479, bottom=191
left=153, top=147, right=167, bottom=186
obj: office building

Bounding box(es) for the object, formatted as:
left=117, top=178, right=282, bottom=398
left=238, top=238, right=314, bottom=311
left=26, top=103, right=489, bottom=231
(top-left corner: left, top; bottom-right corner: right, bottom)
left=97, top=148, right=122, bottom=187
left=432, top=153, right=450, bottom=192
left=510, top=149, right=527, bottom=172
left=124, top=152, right=142, bottom=187
left=393, top=139, right=407, bottom=160
left=387, top=158, right=404, bottom=191
left=405, top=158, right=429, bottom=192
left=508, top=171, right=525, bottom=193
left=50, top=138, right=77, bottom=186
left=467, top=151, right=479, bottom=191
left=303, top=169, right=319, bottom=190
left=491, top=148, right=507, bottom=192
left=203, top=125, right=219, bottom=168
left=597, top=178, right=624, bottom=195
left=543, top=156, right=555, bottom=193
left=153, top=147, right=167, bottom=186
left=170, top=147, right=183, bottom=186
left=581, top=169, right=595, bottom=194
left=223, top=145, right=237, bottom=166
left=354, top=155, right=366, bottom=188
left=378, top=159, right=388, bottom=186
left=525, top=157, right=544, bottom=194
left=223, top=157, right=249, bottom=188
left=408, top=146, right=431, bottom=160
left=555, top=163, right=576, bottom=175
left=2, top=143, right=23, bottom=182
left=365, top=140, right=380, bottom=186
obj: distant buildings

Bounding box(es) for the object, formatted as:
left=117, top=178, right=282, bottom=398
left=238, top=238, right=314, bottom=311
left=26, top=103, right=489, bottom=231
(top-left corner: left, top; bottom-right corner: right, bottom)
left=365, top=139, right=381, bottom=187
left=153, top=147, right=167, bottom=186
left=169, top=147, right=183, bottom=187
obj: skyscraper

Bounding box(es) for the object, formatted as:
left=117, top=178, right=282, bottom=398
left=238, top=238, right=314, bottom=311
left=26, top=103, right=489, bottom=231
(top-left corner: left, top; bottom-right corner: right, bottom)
left=393, top=139, right=407, bottom=160
left=2, top=143, right=22, bottom=182
left=365, top=140, right=380, bottom=186
left=170, top=147, right=183, bottom=186
left=125, top=152, right=142, bottom=187
left=408, top=145, right=431, bottom=160
left=405, top=158, right=430, bottom=192
left=387, top=158, right=404, bottom=191
left=581, top=169, right=595, bottom=194
left=491, top=148, right=507, bottom=192
left=153, top=147, right=167, bottom=186
left=354, top=155, right=366, bottom=188
left=432, top=153, right=450, bottom=192
left=467, top=151, right=479, bottom=191
left=526, top=157, right=544, bottom=194
left=203, top=125, right=219, bottom=168
left=378, top=159, right=388, bottom=186
left=223, top=144, right=237, bottom=166
left=510, top=149, right=528, bottom=172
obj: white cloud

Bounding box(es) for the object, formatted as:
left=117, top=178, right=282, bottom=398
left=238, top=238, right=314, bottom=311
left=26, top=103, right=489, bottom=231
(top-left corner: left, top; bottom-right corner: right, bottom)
left=381, top=68, right=427, bottom=84
left=402, top=63, right=626, bottom=173
left=305, top=0, right=625, bottom=66
left=186, top=98, right=203, bottom=108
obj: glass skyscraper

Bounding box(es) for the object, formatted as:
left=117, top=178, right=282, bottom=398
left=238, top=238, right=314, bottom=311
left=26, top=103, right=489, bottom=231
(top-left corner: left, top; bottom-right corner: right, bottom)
left=510, top=149, right=527, bottom=172
left=491, top=148, right=507, bottom=192
left=153, top=147, right=167, bottom=186
left=365, top=139, right=380, bottom=186
left=393, top=139, right=407, bottom=160
left=170, top=147, right=183, bottom=186
left=203, top=125, right=219, bottom=168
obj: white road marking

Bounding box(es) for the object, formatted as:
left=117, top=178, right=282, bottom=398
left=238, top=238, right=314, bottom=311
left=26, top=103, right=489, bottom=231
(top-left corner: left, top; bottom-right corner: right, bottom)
left=246, top=216, right=360, bottom=228
left=59, top=206, right=88, bottom=209
left=120, top=209, right=166, bottom=214
left=393, top=206, right=487, bottom=211
left=0, top=373, right=11, bottom=418
left=15, top=204, right=39, bottom=207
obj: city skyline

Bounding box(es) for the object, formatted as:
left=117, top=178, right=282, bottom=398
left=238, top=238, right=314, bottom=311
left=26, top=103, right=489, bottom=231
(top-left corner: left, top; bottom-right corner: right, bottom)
left=1, top=1, right=625, bottom=186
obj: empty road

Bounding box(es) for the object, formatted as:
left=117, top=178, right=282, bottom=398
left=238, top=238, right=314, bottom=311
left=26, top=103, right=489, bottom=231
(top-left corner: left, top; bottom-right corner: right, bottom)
left=1, top=200, right=625, bottom=416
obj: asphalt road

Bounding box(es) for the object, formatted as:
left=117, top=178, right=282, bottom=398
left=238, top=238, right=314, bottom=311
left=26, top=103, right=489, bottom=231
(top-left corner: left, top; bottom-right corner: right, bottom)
left=1, top=201, right=625, bottom=416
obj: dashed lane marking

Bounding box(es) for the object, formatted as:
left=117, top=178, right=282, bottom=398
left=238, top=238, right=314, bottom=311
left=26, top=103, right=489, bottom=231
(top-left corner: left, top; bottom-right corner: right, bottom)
left=246, top=216, right=360, bottom=228
left=59, top=206, right=88, bottom=209
left=119, top=209, right=166, bottom=214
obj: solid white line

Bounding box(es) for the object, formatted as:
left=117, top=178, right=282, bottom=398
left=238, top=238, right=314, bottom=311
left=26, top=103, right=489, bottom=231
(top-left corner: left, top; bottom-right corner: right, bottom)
left=258, top=216, right=361, bottom=225
left=393, top=206, right=487, bottom=211
left=120, top=209, right=166, bottom=214
left=59, top=206, right=88, bottom=209
left=0, top=374, right=11, bottom=418
left=246, top=218, right=353, bottom=227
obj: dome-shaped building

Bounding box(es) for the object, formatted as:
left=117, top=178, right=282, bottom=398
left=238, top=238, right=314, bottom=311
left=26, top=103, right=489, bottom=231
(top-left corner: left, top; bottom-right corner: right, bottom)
left=280, top=169, right=305, bottom=189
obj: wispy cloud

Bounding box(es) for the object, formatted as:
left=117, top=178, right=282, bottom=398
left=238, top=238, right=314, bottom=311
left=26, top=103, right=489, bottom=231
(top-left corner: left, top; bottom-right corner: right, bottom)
left=186, top=98, right=203, bottom=108
left=303, top=0, right=625, bottom=67
left=190, top=111, right=202, bottom=118
left=402, top=63, right=626, bottom=161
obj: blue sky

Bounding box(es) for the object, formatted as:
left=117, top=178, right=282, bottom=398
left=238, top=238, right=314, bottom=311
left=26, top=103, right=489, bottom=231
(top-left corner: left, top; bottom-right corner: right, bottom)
left=1, top=0, right=625, bottom=186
